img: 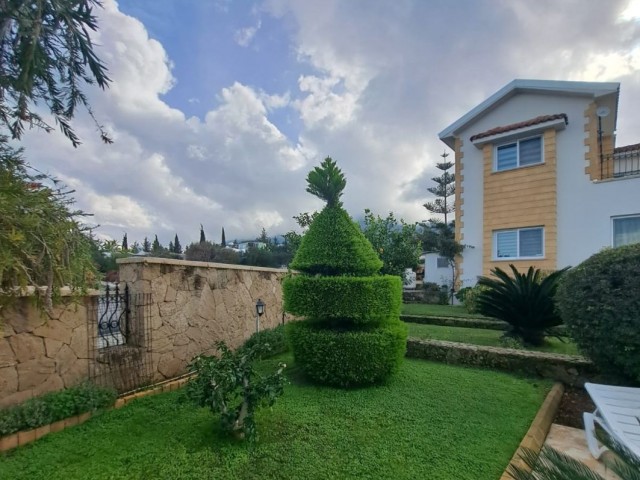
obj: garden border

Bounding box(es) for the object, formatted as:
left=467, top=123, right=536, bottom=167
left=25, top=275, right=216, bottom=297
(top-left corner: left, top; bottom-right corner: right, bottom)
left=499, top=382, right=565, bottom=480
left=401, top=314, right=506, bottom=330
left=0, top=373, right=194, bottom=452
left=406, top=338, right=600, bottom=385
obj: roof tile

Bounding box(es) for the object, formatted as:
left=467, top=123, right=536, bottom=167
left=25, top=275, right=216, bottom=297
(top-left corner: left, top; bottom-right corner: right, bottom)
left=470, top=113, right=568, bottom=142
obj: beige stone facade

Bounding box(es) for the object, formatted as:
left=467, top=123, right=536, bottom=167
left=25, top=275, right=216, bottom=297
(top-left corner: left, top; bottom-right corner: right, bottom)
left=0, top=259, right=288, bottom=408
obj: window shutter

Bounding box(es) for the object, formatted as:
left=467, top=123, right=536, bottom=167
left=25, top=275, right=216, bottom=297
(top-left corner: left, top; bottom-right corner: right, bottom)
left=497, top=144, right=517, bottom=171
left=519, top=228, right=543, bottom=257
left=496, top=231, right=517, bottom=257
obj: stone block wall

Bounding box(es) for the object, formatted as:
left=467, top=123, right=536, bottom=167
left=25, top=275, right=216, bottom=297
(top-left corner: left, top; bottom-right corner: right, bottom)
left=1, top=295, right=94, bottom=408
left=117, top=257, right=288, bottom=382
left=1, top=259, right=289, bottom=408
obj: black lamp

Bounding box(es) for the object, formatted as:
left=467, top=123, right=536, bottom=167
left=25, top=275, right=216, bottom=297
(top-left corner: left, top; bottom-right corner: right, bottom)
left=256, top=299, right=265, bottom=317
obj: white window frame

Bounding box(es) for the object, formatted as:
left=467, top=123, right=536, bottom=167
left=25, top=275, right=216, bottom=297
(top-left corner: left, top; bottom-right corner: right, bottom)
left=611, top=214, right=640, bottom=248
left=493, top=227, right=545, bottom=260
left=494, top=135, right=544, bottom=172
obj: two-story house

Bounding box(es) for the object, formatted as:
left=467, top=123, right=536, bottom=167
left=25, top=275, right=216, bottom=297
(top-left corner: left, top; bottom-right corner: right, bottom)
left=438, top=79, right=640, bottom=287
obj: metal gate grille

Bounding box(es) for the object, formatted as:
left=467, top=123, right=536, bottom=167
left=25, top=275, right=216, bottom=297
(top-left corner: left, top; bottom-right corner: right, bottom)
left=88, top=285, right=153, bottom=393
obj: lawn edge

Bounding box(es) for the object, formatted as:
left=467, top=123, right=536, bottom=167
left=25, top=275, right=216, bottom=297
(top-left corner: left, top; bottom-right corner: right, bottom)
left=499, top=382, right=565, bottom=480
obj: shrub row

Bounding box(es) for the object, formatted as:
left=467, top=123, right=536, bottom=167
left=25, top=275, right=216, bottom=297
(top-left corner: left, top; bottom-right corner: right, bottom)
left=290, top=206, right=382, bottom=276
left=283, top=275, right=402, bottom=322
left=240, top=324, right=289, bottom=358
left=286, top=321, right=407, bottom=387
left=0, top=382, right=117, bottom=436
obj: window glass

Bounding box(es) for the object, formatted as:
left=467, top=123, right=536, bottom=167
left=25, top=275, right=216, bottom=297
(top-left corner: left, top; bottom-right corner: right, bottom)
left=519, top=137, right=542, bottom=166
left=613, top=216, right=640, bottom=247
left=520, top=228, right=543, bottom=257
left=496, top=231, right=517, bottom=258
left=496, top=143, right=517, bottom=171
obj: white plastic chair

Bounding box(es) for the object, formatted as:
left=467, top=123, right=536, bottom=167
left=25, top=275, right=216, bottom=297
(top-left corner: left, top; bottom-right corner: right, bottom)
left=583, top=382, right=640, bottom=460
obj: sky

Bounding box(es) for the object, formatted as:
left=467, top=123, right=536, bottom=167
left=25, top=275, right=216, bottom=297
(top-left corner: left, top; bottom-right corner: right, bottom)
left=17, top=0, right=640, bottom=247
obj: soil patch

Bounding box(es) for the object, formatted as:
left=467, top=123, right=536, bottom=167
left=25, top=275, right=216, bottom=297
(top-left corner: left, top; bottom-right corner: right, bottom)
left=554, top=386, right=595, bottom=429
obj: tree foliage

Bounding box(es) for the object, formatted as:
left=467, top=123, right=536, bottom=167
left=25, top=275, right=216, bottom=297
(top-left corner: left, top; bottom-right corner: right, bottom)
left=362, top=209, right=421, bottom=278
left=305, top=157, right=346, bottom=207
left=424, top=153, right=455, bottom=225
left=0, top=138, right=96, bottom=307
left=173, top=234, right=182, bottom=254
left=476, top=265, right=569, bottom=345
left=0, top=0, right=112, bottom=146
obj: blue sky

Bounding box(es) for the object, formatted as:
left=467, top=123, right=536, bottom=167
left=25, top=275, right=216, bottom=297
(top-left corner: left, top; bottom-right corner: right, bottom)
left=18, top=0, right=640, bottom=246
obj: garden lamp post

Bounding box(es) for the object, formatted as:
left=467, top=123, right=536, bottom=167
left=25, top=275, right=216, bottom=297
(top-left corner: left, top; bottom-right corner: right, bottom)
left=255, top=299, right=265, bottom=333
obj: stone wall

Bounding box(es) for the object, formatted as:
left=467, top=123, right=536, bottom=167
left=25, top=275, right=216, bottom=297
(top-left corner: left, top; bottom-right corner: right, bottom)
left=117, top=257, right=288, bottom=382
left=1, top=295, right=94, bottom=408
left=0, top=259, right=289, bottom=408
left=406, top=338, right=602, bottom=386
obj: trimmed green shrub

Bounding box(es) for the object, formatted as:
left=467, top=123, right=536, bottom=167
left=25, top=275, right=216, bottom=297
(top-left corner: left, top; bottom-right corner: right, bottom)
left=240, top=324, right=288, bottom=358
left=556, top=244, right=640, bottom=381
left=283, top=275, right=402, bottom=322
left=477, top=265, right=569, bottom=345
left=0, top=382, right=117, bottom=436
left=454, top=287, right=472, bottom=304
left=286, top=321, right=407, bottom=387
left=290, top=206, right=383, bottom=276
left=463, top=284, right=490, bottom=314
left=284, top=157, right=407, bottom=387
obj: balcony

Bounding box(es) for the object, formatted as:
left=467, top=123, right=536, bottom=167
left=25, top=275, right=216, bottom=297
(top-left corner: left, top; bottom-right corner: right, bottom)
left=601, top=143, right=640, bottom=180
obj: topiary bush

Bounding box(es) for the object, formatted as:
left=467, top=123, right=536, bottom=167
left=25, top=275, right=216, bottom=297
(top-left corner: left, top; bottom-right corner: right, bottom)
left=284, top=157, right=407, bottom=387
left=286, top=321, right=407, bottom=387
left=556, top=244, right=640, bottom=382
left=240, top=324, right=288, bottom=358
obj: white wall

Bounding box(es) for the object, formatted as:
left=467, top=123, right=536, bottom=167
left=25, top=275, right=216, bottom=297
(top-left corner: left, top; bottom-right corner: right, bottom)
left=452, top=92, right=640, bottom=284
left=423, top=252, right=454, bottom=286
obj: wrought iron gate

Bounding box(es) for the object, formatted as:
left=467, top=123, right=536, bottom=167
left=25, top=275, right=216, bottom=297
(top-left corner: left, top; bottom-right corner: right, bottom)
left=88, top=285, right=153, bottom=393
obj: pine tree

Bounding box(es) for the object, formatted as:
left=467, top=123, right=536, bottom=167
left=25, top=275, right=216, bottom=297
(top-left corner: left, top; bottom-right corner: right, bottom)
left=143, top=237, right=151, bottom=253
left=200, top=224, right=206, bottom=243
left=121, top=233, right=128, bottom=251
left=168, top=241, right=174, bottom=253
left=424, top=151, right=455, bottom=225
left=221, top=227, right=226, bottom=247
left=152, top=235, right=161, bottom=252
left=174, top=234, right=182, bottom=254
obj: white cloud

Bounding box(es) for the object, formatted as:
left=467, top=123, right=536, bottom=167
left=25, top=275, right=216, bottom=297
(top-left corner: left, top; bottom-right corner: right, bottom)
left=234, top=20, right=262, bottom=47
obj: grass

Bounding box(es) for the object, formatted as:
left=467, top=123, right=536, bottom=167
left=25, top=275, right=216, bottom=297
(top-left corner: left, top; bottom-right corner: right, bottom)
left=407, top=323, right=580, bottom=356
left=0, top=355, right=550, bottom=480
left=401, top=303, right=486, bottom=318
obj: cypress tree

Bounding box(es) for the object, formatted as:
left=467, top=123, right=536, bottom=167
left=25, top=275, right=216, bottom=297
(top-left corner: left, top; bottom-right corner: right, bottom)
left=200, top=224, right=206, bottom=243
left=174, top=234, right=182, bottom=254
left=121, top=233, right=128, bottom=251
left=152, top=235, right=161, bottom=252
left=142, top=237, right=151, bottom=253
left=221, top=227, right=226, bottom=247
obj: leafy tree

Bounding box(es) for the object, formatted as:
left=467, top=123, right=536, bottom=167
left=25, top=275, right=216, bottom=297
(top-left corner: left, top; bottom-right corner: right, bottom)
left=185, top=241, right=239, bottom=265
left=424, top=151, right=455, bottom=225
left=0, top=139, right=96, bottom=308
left=130, top=241, right=141, bottom=254
left=0, top=0, right=112, bottom=146
left=221, top=227, right=226, bottom=247
left=200, top=224, right=206, bottom=243
left=187, top=341, right=287, bottom=442
left=257, top=227, right=270, bottom=246
left=173, top=234, right=182, bottom=254
left=152, top=235, right=161, bottom=253
left=283, top=211, right=319, bottom=258
left=362, top=209, right=421, bottom=278
left=121, top=233, right=128, bottom=251
left=142, top=237, right=151, bottom=253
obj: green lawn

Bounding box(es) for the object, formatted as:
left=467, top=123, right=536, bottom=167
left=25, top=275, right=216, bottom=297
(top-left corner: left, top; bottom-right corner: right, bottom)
left=407, top=323, right=579, bottom=356
left=0, top=356, right=550, bottom=480
left=401, top=303, right=486, bottom=318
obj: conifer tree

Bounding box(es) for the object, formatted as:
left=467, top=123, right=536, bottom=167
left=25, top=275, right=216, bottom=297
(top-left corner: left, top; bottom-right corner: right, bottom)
left=142, top=237, right=151, bottom=253
left=424, top=151, right=455, bottom=225
left=121, top=233, right=128, bottom=251
left=152, top=235, right=161, bottom=252
left=168, top=241, right=174, bottom=253
left=221, top=227, right=226, bottom=247
left=174, top=234, right=182, bottom=254
left=200, top=224, right=206, bottom=243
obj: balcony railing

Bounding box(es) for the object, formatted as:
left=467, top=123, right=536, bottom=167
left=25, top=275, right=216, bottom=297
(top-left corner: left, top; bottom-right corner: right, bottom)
left=601, top=145, right=640, bottom=180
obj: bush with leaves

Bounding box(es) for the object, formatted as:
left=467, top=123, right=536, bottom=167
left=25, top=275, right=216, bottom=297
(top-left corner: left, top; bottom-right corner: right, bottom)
left=186, top=341, right=287, bottom=442
left=0, top=382, right=116, bottom=436
left=240, top=325, right=288, bottom=358
left=556, top=244, right=640, bottom=382
left=0, top=140, right=97, bottom=309
left=476, top=265, right=569, bottom=345
left=284, top=157, right=406, bottom=387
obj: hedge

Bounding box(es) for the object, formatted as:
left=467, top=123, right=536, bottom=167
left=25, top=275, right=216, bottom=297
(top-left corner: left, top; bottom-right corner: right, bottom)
left=283, top=275, right=402, bottom=322
left=286, top=321, right=407, bottom=387
left=290, top=206, right=383, bottom=276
